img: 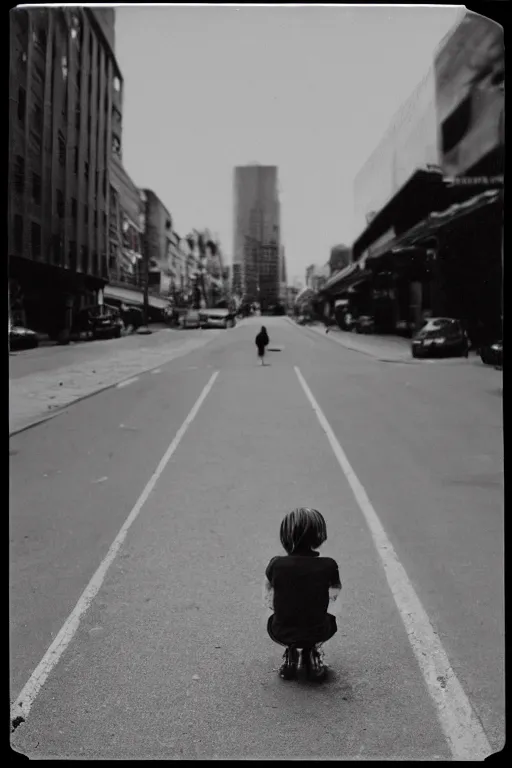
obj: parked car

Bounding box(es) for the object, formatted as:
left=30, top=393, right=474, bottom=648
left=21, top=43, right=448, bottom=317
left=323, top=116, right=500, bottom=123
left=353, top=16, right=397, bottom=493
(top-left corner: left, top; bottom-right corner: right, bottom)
left=355, top=315, right=375, bottom=334
left=74, top=305, right=122, bottom=340
left=411, top=318, right=469, bottom=359
left=199, top=308, right=236, bottom=329
left=181, top=310, right=202, bottom=329
left=120, top=304, right=143, bottom=331
left=9, top=324, right=39, bottom=351
left=479, top=340, right=502, bottom=368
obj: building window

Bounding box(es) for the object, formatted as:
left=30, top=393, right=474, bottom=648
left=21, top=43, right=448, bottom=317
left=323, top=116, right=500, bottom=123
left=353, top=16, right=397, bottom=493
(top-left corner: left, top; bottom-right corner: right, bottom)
left=32, top=103, right=43, bottom=134
left=69, top=241, right=77, bottom=270
left=92, top=251, right=98, bottom=275
left=31, top=222, right=42, bottom=258
left=84, top=161, right=89, bottom=180
left=71, top=197, right=77, bottom=219
left=32, top=172, right=42, bottom=204
left=70, top=13, right=80, bottom=41
left=57, top=189, right=65, bottom=218
left=94, top=209, right=98, bottom=228
left=84, top=204, right=89, bottom=224
left=75, top=108, right=81, bottom=131
left=14, top=215, right=23, bottom=253
left=33, top=27, right=47, bottom=53
left=112, top=134, right=121, bottom=156
left=17, top=87, right=26, bottom=121
left=14, top=155, right=25, bottom=194
left=103, top=212, right=107, bottom=232
left=442, top=95, right=472, bottom=155
left=81, top=245, right=89, bottom=273
left=58, top=131, right=66, bottom=165
left=52, top=234, right=63, bottom=265
left=33, top=61, right=45, bottom=85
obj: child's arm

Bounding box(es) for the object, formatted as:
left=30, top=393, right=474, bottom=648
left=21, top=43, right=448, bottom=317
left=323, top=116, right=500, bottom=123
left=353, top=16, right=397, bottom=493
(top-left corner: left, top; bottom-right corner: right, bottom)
left=262, top=578, right=274, bottom=610
left=329, top=585, right=342, bottom=602
left=329, top=561, right=342, bottom=603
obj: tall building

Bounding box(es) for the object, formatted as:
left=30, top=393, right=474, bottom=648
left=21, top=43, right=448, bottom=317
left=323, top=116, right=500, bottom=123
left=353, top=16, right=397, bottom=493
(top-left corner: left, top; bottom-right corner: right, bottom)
left=142, top=189, right=173, bottom=294
left=233, top=164, right=280, bottom=310
left=8, top=7, right=118, bottom=338
left=107, top=56, right=144, bottom=290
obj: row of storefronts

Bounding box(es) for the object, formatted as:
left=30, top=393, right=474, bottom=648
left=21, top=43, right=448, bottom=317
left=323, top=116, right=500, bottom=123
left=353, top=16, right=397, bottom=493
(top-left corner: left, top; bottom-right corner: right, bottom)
left=315, top=11, right=503, bottom=347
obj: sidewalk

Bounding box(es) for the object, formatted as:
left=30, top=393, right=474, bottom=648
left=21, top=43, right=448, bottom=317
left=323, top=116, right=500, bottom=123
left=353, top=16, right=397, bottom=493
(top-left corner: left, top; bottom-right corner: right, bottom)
left=290, top=320, right=412, bottom=362
left=9, top=332, right=219, bottom=436
left=291, top=320, right=481, bottom=366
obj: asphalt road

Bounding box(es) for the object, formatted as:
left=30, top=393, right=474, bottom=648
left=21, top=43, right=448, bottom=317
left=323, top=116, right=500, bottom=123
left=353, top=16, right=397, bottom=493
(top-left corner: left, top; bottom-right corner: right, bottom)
left=10, top=317, right=503, bottom=759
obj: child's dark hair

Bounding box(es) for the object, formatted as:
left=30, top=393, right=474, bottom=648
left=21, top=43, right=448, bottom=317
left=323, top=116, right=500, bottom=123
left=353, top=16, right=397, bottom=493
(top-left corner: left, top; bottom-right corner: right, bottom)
left=280, top=507, right=327, bottom=554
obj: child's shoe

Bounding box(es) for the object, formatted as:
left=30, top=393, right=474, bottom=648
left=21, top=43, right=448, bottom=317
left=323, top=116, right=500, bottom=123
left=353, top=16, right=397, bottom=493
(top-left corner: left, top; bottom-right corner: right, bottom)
left=278, top=647, right=299, bottom=680
left=302, top=647, right=327, bottom=682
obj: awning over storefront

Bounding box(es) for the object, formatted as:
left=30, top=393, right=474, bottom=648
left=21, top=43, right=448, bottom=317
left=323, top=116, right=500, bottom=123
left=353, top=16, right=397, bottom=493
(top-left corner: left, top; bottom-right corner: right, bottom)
left=104, top=284, right=170, bottom=310
left=322, top=262, right=358, bottom=292
left=320, top=262, right=373, bottom=297
left=366, top=189, right=502, bottom=262
left=294, top=287, right=315, bottom=304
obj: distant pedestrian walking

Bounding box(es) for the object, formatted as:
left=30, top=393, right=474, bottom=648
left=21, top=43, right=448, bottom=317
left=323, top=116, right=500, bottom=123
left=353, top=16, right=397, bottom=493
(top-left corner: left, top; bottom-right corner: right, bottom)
left=255, top=326, right=269, bottom=365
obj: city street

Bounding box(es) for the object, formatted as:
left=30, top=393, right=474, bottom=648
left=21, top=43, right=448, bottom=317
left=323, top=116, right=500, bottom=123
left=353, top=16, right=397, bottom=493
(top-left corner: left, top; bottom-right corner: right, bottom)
left=10, top=317, right=503, bottom=759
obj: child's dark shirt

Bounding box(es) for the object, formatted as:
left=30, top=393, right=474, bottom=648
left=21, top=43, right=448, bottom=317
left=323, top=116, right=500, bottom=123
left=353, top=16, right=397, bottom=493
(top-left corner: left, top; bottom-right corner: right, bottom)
left=265, top=551, right=341, bottom=646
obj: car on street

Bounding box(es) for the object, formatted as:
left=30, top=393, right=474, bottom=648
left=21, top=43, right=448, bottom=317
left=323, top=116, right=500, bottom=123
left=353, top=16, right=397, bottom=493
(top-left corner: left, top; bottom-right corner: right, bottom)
left=120, top=304, right=143, bottom=331
left=355, top=315, right=375, bottom=334
left=411, top=317, right=469, bottom=359
left=199, top=308, right=236, bottom=329
left=479, top=339, right=502, bottom=368
left=9, top=323, right=39, bottom=351
left=181, top=310, right=202, bottom=329
left=73, top=305, right=122, bottom=340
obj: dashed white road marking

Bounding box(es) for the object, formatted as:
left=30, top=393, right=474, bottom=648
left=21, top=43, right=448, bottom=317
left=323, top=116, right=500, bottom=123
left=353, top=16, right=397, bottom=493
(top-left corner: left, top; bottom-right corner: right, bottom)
left=116, top=377, right=139, bottom=389
left=294, top=365, right=493, bottom=761
left=11, top=370, right=220, bottom=727
left=151, top=369, right=161, bottom=374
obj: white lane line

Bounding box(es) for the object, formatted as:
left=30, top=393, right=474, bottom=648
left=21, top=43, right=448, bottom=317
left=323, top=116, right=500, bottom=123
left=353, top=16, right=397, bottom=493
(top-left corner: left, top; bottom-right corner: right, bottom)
left=116, top=377, right=139, bottom=389
left=11, top=370, right=219, bottom=728
left=151, top=369, right=161, bottom=374
left=294, top=366, right=492, bottom=761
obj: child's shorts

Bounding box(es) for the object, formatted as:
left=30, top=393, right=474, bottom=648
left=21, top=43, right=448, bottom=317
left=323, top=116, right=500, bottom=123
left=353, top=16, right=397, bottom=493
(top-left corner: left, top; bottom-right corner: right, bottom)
left=267, top=614, right=337, bottom=648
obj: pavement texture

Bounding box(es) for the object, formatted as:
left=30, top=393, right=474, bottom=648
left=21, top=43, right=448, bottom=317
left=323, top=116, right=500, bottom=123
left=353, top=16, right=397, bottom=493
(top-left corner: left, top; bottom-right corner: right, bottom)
left=10, top=317, right=503, bottom=759
left=9, top=328, right=221, bottom=435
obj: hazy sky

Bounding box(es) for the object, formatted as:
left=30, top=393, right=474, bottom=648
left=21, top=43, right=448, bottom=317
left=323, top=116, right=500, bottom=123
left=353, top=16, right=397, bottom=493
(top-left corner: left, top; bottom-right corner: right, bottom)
left=115, top=4, right=462, bottom=283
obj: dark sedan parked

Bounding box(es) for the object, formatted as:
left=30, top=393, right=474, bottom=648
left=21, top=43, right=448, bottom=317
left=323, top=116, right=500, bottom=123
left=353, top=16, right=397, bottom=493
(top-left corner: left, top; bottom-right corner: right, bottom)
left=9, top=324, right=39, bottom=351
left=412, top=318, right=469, bottom=359
left=480, top=340, right=502, bottom=368
left=355, top=315, right=375, bottom=334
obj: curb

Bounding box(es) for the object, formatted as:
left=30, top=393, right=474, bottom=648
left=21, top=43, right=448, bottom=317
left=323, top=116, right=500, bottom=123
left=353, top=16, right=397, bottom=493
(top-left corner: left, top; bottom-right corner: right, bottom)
left=287, top=318, right=479, bottom=367
left=287, top=318, right=411, bottom=363
left=9, top=336, right=211, bottom=438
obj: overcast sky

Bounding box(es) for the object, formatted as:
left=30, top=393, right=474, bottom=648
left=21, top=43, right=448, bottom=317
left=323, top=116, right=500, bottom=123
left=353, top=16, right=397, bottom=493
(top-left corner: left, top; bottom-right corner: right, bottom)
left=115, top=4, right=462, bottom=284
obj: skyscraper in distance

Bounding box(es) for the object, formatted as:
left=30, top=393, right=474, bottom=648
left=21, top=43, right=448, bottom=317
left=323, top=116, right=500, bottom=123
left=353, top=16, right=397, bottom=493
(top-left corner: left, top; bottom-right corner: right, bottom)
left=233, top=165, right=280, bottom=309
